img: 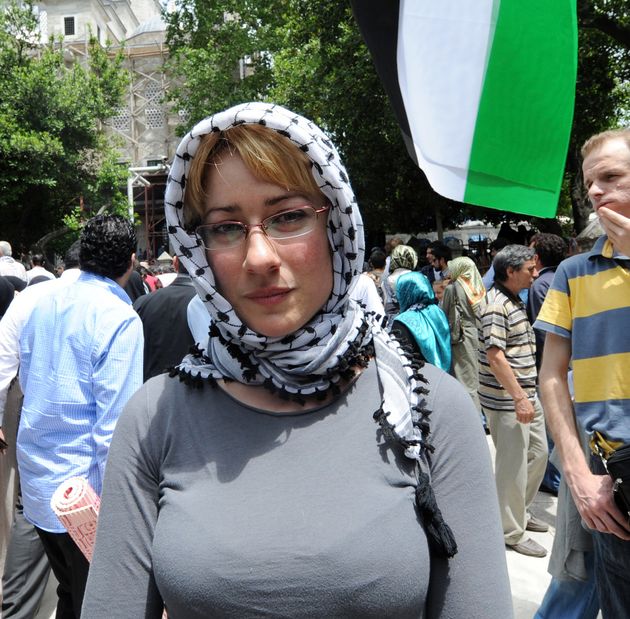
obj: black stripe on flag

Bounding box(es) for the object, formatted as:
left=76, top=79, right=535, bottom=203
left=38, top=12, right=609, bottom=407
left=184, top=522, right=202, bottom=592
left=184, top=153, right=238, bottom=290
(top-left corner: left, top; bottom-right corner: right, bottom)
left=350, top=0, right=418, bottom=167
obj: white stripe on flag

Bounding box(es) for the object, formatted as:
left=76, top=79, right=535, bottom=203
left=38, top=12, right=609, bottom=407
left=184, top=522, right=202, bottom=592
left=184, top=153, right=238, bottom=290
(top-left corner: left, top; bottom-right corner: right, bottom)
left=397, top=0, right=497, bottom=201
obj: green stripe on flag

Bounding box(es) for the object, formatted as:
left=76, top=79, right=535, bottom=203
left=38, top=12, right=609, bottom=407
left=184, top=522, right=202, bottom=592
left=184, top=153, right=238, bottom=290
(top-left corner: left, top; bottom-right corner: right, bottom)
left=464, top=0, right=577, bottom=218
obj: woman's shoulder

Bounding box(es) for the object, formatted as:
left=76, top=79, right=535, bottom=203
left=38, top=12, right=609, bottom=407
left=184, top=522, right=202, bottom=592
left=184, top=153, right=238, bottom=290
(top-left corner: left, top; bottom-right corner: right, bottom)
left=444, top=279, right=466, bottom=298
left=417, top=363, right=484, bottom=443
left=119, top=372, right=212, bottom=431
left=417, top=362, right=460, bottom=400
left=135, top=371, right=190, bottom=405
left=441, top=280, right=458, bottom=302
left=114, top=373, right=246, bottom=468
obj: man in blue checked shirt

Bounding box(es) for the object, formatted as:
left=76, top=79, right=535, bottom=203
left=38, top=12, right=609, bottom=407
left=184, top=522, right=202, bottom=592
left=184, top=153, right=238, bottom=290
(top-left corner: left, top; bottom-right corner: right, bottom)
left=16, top=215, right=143, bottom=619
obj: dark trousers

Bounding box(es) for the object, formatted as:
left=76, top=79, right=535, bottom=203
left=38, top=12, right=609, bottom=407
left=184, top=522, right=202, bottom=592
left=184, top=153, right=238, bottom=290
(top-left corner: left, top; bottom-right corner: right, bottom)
left=1, top=500, right=51, bottom=619
left=592, top=530, right=630, bottom=618
left=590, top=455, right=630, bottom=618
left=35, top=529, right=89, bottom=619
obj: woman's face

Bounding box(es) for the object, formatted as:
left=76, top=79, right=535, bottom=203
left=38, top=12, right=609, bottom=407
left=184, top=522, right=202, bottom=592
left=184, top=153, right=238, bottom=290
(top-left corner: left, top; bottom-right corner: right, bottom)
left=202, top=152, right=333, bottom=338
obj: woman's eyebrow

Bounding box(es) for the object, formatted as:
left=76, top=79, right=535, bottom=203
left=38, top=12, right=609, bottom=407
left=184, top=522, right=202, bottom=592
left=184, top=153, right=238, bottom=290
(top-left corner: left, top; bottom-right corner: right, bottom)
left=205, top=204, right=238, bottom=215
left=206, top=191, right=312, bottom=214
left=264, top=191, right=311, bottom=206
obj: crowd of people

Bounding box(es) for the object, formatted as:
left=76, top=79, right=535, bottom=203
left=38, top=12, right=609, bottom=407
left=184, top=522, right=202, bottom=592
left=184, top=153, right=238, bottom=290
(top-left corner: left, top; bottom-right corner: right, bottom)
left=0, top=106, right=628, bottom=618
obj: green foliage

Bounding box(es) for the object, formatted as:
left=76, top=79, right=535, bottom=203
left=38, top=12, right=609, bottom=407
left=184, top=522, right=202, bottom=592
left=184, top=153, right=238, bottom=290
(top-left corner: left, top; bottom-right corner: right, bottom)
left=62, top=142, right=130, bottom=232
left=164, top=0, right=477, bottom=238
left=165, top=0, right=281, bottom=134
left=0, top=0, right=129, bottom=251
left=164, top=0, right=630, bottom=236
left=561, top=3, right=630, bottom=231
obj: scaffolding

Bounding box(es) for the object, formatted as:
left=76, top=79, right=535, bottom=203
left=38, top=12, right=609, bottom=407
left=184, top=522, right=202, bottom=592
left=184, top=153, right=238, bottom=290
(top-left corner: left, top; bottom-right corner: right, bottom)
left=61, top=31, right=179, bottom=259
left=107, top=39, right=176, bottom=168
left=39, top=3, right=180, bottom=257
left=127, top=164, right=169, bottom=261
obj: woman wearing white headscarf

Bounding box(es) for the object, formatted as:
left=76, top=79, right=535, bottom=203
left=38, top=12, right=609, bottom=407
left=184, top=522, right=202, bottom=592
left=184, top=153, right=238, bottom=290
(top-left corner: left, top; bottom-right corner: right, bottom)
left=441, top=257, right=487, bottom=413
left=382, top=244, right=418, bottom=321
left=82, top=103, right=511, bottom=618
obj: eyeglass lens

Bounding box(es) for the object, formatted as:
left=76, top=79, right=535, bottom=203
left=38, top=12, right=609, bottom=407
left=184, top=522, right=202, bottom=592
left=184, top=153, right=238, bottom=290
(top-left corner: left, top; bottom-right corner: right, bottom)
left=197, top=206, right=322, bottom=250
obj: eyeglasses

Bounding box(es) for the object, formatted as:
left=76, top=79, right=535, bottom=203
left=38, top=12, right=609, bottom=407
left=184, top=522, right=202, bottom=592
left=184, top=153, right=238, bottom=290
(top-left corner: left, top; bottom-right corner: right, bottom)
left=196, top=205, right=329, bottom=251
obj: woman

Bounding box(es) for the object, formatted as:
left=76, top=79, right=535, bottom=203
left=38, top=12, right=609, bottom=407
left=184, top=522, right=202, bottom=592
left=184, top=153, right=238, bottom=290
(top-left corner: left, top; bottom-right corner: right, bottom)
left=391, top=272, right=452, bottom=372
left=441, top=257, right=486, bottom=412
left=382, top=244, right=417, bottom=320
left=82, top=103, right=511, bottom=618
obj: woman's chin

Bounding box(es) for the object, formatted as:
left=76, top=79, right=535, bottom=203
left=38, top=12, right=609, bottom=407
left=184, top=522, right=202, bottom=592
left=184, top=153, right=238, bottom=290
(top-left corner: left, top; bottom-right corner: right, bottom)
left=247, top=320, right=303, bottom=339
left=243, top=311, right=328, bottom=339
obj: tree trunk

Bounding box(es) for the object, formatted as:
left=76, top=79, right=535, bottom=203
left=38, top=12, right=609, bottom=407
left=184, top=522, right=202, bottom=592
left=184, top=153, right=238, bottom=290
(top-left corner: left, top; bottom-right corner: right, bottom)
left=34, top=227, right=70, bottom=253
left=434, top=203, right=443, bottom=241
left=568, top=146, right=592, bottom=233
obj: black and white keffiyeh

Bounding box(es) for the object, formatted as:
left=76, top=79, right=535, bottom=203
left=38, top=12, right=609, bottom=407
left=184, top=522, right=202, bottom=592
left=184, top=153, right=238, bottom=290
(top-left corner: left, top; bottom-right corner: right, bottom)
left=164, top=102, right=456, bottom=557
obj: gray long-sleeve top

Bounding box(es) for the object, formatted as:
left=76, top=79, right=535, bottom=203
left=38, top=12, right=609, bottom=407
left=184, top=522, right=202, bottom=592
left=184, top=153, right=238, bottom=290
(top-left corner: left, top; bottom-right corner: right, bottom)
left=82, top=361, right=512, bottom=618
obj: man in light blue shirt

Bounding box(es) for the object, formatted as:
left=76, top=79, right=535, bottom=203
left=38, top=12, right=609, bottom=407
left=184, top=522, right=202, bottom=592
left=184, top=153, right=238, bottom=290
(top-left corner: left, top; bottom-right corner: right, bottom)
left=16, top=215, right=143, bottom=618
left=0, top=240, right=81, bottom=619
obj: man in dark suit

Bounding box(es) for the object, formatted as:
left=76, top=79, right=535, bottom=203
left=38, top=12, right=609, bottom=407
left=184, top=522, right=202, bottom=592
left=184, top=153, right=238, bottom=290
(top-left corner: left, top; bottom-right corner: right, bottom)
left=133, top=257, right=197, bottom=382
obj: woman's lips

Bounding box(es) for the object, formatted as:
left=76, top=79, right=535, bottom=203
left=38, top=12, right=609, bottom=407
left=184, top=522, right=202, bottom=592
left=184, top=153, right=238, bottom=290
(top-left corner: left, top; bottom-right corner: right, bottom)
left=244, top=287, right=292, bottom=306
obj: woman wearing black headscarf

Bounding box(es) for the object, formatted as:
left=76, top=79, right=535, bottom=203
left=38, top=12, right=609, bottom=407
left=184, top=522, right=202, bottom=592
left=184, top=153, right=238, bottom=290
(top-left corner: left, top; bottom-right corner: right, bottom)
left=83, top=103, right=511, bottom=618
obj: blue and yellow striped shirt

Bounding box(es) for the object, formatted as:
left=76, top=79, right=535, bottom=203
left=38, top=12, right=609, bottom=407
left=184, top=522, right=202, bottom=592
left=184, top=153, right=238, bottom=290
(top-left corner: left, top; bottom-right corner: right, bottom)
left=535, top=235, right=630, bottom=443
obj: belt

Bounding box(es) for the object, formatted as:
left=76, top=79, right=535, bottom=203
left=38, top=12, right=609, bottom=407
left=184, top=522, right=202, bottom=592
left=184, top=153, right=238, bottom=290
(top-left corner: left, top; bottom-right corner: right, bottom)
left=590, top=430, right=624, bottom=463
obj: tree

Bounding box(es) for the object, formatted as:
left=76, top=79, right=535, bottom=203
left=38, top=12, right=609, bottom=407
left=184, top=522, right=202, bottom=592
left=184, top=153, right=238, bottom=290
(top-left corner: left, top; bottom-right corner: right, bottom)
left=270, top=1, right=484, bottom=239
left=0, top=0, right=129, bottom=253
left=164, top=0, right=280, bottom=133
left=567, top=2, right=630, bottom=231
left=579, top=0, right=630, bottom=48
left=165, top=0, right=481, bottom=241
left=164, top=0, right=630, bottom=237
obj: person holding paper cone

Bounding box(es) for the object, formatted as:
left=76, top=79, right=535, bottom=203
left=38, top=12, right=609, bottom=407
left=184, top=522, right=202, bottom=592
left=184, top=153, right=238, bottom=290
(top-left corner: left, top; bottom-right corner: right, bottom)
left=16, top=216, right=143, bottom=618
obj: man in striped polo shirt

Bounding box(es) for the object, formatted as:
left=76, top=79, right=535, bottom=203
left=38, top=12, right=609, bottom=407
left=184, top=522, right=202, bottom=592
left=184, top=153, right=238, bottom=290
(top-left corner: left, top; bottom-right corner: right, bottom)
left=479, top=245, right=549, bottom=557
left=537, top=128, right=630, bottom=616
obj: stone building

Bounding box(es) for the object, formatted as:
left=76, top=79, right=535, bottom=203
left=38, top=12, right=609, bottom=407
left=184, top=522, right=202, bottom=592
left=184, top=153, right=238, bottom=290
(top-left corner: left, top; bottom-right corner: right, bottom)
left=34, top=0, right=179, bottom=258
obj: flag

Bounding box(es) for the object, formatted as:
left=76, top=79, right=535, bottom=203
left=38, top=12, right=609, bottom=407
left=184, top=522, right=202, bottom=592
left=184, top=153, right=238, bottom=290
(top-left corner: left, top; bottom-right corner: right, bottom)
left=351, top=0, right=577, bottom=218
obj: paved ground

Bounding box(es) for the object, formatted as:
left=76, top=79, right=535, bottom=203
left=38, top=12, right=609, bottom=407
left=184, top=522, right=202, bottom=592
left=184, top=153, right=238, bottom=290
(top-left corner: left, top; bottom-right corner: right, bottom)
left=32, top=570, right=57, bottom=619
left=485, top=436, right=555, bottom=618
left=507, top=490, right=556, bottom=618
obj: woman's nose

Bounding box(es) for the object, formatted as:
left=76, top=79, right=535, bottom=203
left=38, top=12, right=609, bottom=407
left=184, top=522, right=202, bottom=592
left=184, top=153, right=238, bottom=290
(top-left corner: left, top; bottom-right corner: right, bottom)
left=242, top=228, right=281, bottom=272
